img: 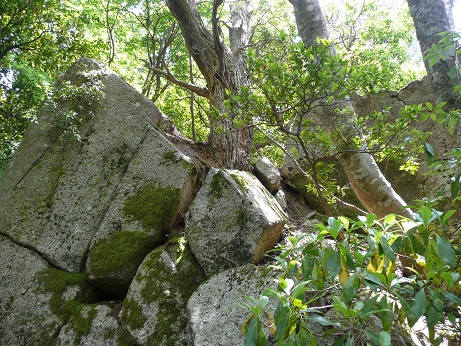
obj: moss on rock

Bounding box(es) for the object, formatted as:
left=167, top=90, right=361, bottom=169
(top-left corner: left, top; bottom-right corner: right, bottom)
left=34, top=267, right=90, bottom=320
left=209, top=171, right=230, bottom=199
left=31, top=267, right=100, bottom=344
left=122, top=180, right=181, bottom=231
left=120, top=237, right=206, bottom=345
left=230, top=172, right=248, bottom=192
left=89, top=231, right=155, bottom=283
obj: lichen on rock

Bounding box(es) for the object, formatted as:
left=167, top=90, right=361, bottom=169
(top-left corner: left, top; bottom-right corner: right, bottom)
left=120, top=236, right=206, bottom=346
left=185, top=168, right=287, bottom=276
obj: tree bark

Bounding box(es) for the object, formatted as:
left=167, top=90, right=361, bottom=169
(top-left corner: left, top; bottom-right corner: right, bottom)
left=289, top=0, right=412, bottom=218
left=166, top=0, right=252, bottom=169
left=407, top=0, right=460, bottom=101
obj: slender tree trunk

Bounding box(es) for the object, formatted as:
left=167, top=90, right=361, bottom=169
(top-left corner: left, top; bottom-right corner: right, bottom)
left=407, top=0, right=460, bottom=101
left=289, top=0, right=412, bottom=218
left=166, top=0, right=253, bottom=169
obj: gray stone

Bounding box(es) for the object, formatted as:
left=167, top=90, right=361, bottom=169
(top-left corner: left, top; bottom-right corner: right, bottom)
left=351, top=76, right=461, bottom=204
left=254, top=156, right=281, bottom=194
left=56, top=303, right=133, bottom=346
left=85, top=128, right=198, bottom=296
left=120, top=237, right=206, bottom=346
left=0, top=235, right=96, bottom=345
left=187, top=265, right=277, bottom=346
left=185, top=168, right=287, bottom=275
left=0, top=58, right=185, bottom=272
left=274, top=189, right=288, bottom=210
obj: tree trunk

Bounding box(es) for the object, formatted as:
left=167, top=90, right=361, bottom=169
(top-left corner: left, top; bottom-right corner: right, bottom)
left=166, top=0, right=253, bottom=169
left=407, top=0, right=460, bottom=101
left=289, top=0, right=412, bottom=218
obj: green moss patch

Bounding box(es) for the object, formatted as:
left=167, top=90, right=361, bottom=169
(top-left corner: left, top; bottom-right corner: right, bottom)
left=35, top=267, right=88, bottom=320
left=123, top=180, right=181, bottom=231
left=32, top=267, right=100, bottom=344
left=209, top=171, right=230, bottom=199
left=230, top=172, right=249, bottom=192
left=89, top=231, right=155, bottom=279
left=121, top=237, right=206, bottom=345
left=121, top=298, right=147, bottom=331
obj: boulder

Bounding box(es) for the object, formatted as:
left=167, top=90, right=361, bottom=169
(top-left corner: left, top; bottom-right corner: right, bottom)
left=187, top=264, right=277, bottom=346
left=56, top=303, right=133, bottom=345
left=274, top=189, right=288, bottom=210
left=185, top=168, right=287, bottom=275
left=0, top=58, right=191, bottom=273
left=254, top=156, right=281, bottom=194
left=120, top=237, right=206, bottom=346
left=85, top=128, right=198, bottom=297
left=0, top=235, right=98, bottom=345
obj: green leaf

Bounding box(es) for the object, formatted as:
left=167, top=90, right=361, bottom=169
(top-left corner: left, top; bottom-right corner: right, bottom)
left=244, top=317, right=266, bottom=346
left=358, top=295, right=379, bottom=318
left=278, top=278, right=294, bottom=294
left=333, top=296, right=350, bottom=317
left=292, top=282, right=309, bottom=300
left=343, top=272, right=360, bottom=304
left=384, top=214, right=395, bottom=225
left=378, top=236, right=396, bottom=262
left=417, top=206, right=436, bottom=228
left=379, top=331, right=391, bottom=346
left=298, top=328, right=311, bottom=345
left=412, top=289, right=427, bottom=321
left=332, top=335, right=347, bottom=346
left=443, top=292, right=461, bottom=305
left=306, top=315, right=341, bottom=327
left=441, top=272, right=460, bottom=287
left=426, top=306, right=443, bottom=329
left=436, top=235, right=456, bottom=269
left=345, top=337, right=354, bottom=346
left=442, top=210, right=456, bottom=225
left=397, top=294, right=416, bottom=327
left=327, top=252, right=341, bottom=277
left=327, top=217, right=343, bottom=239
left=366, top=332, right=380, bottom=345
left=424, top=143, right=436, bottom=163
left=275, top=307, right=291, bottom=341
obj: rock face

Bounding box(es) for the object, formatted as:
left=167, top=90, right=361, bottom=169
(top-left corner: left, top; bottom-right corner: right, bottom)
left=187, top=265, right=277, bottom=346
left=351, top=76, right=461, bottom=203
left=0, top=58, right=183, bottom=273
left=56, top=303, right=133, bottom=346
left=185, top=168, right=287, bottom=275
left=120, top=237, right=206, bottom=346
left=0, top=235, right=99, bottom=345
left=254, top=156, right=281, bottom=194
left=0, top=58, right=289, bottom=345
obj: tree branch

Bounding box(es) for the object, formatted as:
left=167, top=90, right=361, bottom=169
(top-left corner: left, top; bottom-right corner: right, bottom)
left=255, top=124, right=367, bottom=216
left=142, top=60, right=210, bottom=98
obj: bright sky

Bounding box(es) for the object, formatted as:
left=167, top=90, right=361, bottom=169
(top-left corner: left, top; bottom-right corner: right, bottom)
left=453, top=0, right=461, bottom=30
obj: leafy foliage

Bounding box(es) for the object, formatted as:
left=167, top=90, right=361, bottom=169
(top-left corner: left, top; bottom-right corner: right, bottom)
left=242, top=208, right=461, bottom=345
left=231, top=38, right=429, bottom=214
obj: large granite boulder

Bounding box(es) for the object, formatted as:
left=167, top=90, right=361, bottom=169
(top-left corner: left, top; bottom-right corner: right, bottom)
left=187, top=265, right=277, bottom=346
left=120, top=237, right=206, bottom=346
left=85, top=128, right=198, bottom=297
left=185, top=168, right=287, bottom=275
left=254, top=156, right=281, bottom=194
left=0, top=58, right=192, bottom=273
left=0, top=58, right=198, bottom=285
left=0, top=235, right=99, bottom=345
